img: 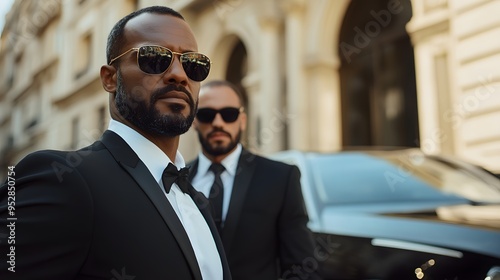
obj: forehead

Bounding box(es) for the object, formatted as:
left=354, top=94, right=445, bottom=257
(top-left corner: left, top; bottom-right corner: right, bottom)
left=124, top=13, right=198, bottom=52
left=199, top=85, right=241, bottom=108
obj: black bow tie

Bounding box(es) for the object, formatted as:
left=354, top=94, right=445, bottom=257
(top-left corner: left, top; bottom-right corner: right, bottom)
left=162, top=163, right=191, bottom=194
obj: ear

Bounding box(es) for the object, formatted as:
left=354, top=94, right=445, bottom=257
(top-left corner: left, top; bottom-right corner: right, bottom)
left=192, top=118, right=200, bottom=131
left=240, top=111, right=247, bottom=132
left=100, top=65, right=117, bottom=93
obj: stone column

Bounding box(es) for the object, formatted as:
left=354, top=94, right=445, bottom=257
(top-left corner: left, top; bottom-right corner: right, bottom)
left=258, top=16, right=284, bottom=154
left=306, top=59, right=342, bottom=151
left=281, top=0, right=309, bottom=150
left=241, top=71, right=261, bottom=152
left=406, top=0, right=451, bottom=155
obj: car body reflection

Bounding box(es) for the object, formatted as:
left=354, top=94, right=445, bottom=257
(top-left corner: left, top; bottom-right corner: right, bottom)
left=271, top=148, right=500, bottom=280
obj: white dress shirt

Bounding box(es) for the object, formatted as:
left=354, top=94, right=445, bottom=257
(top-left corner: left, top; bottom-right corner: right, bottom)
left=191, top=144, right=242, bottom=225
left=108, top=120, right=223, bottom=280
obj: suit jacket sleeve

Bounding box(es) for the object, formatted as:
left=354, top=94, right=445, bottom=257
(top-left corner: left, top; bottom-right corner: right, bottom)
left=0, top=151, right=93, bottom=279
left=278, top=165, right=321, bottom=280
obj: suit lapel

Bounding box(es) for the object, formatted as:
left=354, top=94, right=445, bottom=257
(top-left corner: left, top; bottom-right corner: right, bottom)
left=100, top=131, right=203, bottom=280
left=221, top=149, right=257, bottom=252
left=187, top=158, right=199, bottom=182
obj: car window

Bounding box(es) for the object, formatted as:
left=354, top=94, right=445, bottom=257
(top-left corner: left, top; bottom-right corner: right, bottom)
left=383, top=153, right=500, bottom=203
left=309, top=153, right=472, bottom=205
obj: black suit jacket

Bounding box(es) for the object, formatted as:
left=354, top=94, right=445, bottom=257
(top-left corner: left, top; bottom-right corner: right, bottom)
left=188, top=149, right=319, bottom=280
left=0, top=130, right=231, bottom=280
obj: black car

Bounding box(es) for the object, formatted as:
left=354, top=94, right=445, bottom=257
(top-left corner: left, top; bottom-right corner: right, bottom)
left=270, top=148, right=500, bottom=280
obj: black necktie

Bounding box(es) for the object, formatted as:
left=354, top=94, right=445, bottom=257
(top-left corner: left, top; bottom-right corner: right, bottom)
left=208, top=163, right=225, bottom=231
left=162, top=163, right=191, bottom=194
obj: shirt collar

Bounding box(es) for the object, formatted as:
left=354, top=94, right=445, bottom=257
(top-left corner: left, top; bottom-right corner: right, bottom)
left=107, top=119, right=186, bottom=184
left=197, top=144, right=242, bottom=177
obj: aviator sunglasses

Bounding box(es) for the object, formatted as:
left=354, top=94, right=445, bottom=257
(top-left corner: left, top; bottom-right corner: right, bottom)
left=109, top=45, right=211, bottom=82
left=196, top=107, right=244, bottom=123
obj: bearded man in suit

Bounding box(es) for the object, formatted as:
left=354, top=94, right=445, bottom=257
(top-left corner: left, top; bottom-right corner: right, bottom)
left=0, top=6, right=230, bottom=280
left=188, top=80, right=321, bottom=280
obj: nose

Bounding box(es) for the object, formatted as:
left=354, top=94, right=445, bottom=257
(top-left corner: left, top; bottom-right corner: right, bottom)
left=211, top=112, right=225, bottom=127
left=162, top=54, right=189, bottom=86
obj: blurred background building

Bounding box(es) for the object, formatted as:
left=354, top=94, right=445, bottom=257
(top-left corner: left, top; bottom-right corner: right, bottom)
left=0, top=0, right=499, bottom=175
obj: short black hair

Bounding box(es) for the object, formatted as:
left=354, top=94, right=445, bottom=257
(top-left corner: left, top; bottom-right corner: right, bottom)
left=106, top=6, right=184, bottom=65
left=201, top=80, right=246, bottom=108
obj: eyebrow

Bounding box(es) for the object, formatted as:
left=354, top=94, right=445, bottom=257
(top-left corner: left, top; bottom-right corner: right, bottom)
left=140, top=42, right=198, bottom=53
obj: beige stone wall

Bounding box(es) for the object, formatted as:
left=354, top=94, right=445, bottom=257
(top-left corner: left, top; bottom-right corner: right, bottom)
left=1, top=0, right=499, bottom=173
left=0, top=0, right=135, bottom=167
left=180, top=0, right=349, bottom=158
left=408, top=0, right=500, bottom=172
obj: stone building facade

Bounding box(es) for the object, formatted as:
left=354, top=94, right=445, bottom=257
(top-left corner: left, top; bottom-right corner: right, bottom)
left=1, top=0, right=499, bottom=175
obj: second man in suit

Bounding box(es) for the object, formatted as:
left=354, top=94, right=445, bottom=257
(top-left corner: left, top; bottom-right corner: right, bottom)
left=189, top=80, right=321, bottom=280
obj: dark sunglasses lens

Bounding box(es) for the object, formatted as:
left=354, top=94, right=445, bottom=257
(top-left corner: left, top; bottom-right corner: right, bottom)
left=196, top=108, right=240, bottom=123
left=219, top=108, right=240, bottom=123
left=180, top=53, right=211, bottom=81
left=196, top=109, right=217, bottom=123
left=138, top=46, right=172, bottom=74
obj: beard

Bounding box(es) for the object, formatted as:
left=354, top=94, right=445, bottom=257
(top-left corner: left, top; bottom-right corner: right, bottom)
left=114, top=71, right=197, bottom=137
left=198, top=128, right=242, bottom=157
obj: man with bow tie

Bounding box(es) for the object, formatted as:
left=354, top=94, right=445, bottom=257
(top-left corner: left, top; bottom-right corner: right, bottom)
left=0, top=6, right=231, bottom=280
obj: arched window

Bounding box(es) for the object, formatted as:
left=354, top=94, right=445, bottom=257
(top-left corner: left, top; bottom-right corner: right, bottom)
left=339, top=0, right=419, bottom=147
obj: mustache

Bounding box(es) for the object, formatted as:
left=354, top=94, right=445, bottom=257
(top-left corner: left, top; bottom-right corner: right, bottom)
left=207, top=127, right=232, bottom=139
left=151, top=84, right=194, bottom=105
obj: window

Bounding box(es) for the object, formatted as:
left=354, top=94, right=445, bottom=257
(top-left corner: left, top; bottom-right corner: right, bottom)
left=74, top=33, right=92, bottom=79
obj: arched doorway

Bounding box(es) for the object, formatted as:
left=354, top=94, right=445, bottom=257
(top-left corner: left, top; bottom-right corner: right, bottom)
left=224, top=39, right=250, bottom=144
left=225, top=40, right=248, bottom=107
left=339, top=0, right=419, bottom=147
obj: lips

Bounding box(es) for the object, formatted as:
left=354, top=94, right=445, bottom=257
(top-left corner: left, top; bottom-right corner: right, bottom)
left=156, top=91, right=190, bottom=104
left=208, top=131, right=231, bottom=140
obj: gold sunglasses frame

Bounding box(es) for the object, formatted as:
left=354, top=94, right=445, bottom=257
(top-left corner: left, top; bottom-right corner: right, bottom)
left=108, top=45, right=211, bottom=76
